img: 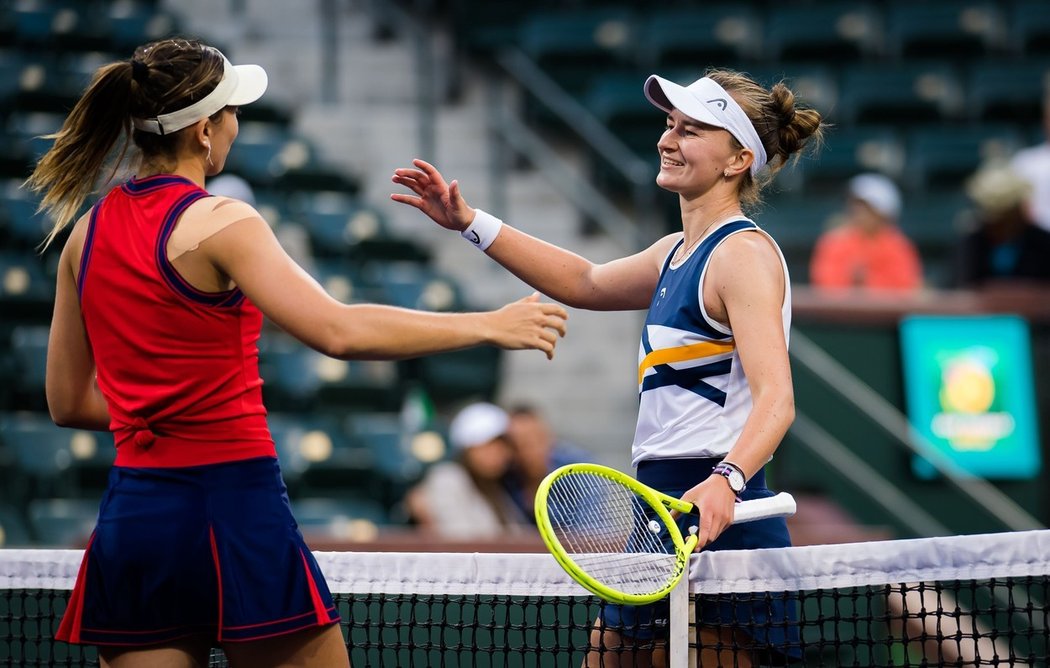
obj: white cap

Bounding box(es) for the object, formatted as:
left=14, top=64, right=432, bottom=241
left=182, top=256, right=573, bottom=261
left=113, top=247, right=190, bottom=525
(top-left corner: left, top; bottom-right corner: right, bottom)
left=848, top=173, right=901, bottom=219
left=449, top=402, right=509, bottom=451
left=132, top=54, right=268, bottom=135
left=645, top=75, right=767, bottom=176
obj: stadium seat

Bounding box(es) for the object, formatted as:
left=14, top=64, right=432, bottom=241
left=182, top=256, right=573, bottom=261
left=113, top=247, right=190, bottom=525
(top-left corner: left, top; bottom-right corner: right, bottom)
left=343, top=411, right=430, bottom=505
left=838, top=62, right=965, bottom=124
left=897, top=191, right=972, bottom=288
left=967, top=60, right=1050, bottom=124
left=885, top=0, right=1007, bottom=60
left=636, top=6, right=763, bottom=70
left=0, top=412, right=113, bottom=499
left=517, top=8, right=637, bottom=95
left=0, top=251, right=54, bottom=322
left=292, top=191, right=429, bottom=263
left=743, top=64, right=839, bottom=126
left=258, top=334, right=401, bottom=412
left=0, top=502, right=32, bottom=547
left=223, top=123, right=312, bottom=188
left=27, top=497, right=98, bottom=547
left=107, top=5, right=181, bottom=54
left=904, top=124, right=1023, bottom=189
left=291, top=496, right=389, bottom=542
left=758, top=194, right=846, bottom=285
left=358, top=261, right=466, bottom=312
left=0, top=170, right=51, bottom=249
left=1010, top=0, right=1050, bottom=56
left=801, top=125, right=906, bottom=192
left=9, top=325, right=49, bottom=411
left=401, top=346, right=503, bottom=409
left=764, top=2, right=882, bottom=63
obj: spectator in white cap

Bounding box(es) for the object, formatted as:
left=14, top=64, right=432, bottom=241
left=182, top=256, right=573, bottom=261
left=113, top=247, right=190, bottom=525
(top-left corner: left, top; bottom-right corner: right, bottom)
left=393, top=66, right=825, bottom=665
left=810, top=172, right=923, bottom=291
left=404, top=402, right=528, bottom=538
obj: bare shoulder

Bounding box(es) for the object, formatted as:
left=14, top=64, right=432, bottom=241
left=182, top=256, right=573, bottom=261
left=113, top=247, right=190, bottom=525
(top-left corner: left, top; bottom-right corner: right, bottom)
left=715, top=229, right=782, bottom=272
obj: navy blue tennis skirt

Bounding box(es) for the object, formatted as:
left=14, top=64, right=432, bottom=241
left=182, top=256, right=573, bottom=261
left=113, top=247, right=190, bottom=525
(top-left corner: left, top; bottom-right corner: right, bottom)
left=57, top=457, right=340, bottom=646
left=599, top=458, right=800, bottom=661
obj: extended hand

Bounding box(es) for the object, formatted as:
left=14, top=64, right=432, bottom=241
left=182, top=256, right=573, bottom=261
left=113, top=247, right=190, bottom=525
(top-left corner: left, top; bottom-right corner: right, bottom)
left=391, top=159, right=475, bottom=232
left=484, top=293, right=568, bottom=360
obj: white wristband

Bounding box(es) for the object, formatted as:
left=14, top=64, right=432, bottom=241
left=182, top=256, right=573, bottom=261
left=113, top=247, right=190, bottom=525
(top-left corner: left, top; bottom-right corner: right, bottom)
left=460, top=209, right=504, bottom=251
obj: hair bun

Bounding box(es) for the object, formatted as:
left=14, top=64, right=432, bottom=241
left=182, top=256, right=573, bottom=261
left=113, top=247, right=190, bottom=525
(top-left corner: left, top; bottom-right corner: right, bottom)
left=130, top=59, right=149, bottom=83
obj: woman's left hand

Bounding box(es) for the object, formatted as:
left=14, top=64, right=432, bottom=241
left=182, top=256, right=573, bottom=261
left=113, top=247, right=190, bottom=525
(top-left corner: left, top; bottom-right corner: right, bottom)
left=676, top=477, right=737, bottom=552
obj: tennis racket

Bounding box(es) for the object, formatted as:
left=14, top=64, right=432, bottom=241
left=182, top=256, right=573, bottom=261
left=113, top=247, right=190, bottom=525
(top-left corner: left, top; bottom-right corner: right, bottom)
left=534, top=462, right=796, bottom=605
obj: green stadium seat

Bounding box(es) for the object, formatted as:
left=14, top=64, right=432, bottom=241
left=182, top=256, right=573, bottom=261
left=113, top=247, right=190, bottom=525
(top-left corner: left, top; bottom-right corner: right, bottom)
left=9, top=325, right=49, bottom=411
left=839, top=62, right=965, bottom=124
left=801, top=125, right=905, bottom=192
left=765, top=2, right=882, bottom=63
left=402, top=346, right=503, bottom=409
left=518, top=8, right=637, bottom=95
left=1010, top=0, right=1050, bottom=56
left=904, top=124, right=1023, bottom=189
left=897, top=191, right=972, bottom=288
left=0, top=503, right=32, bottom=547
left=967, top=60, right=1050, bottom=124
left=358, top=262, right=466, bottom=312
left=759, top=194, right=846, bottom=285
left=27, top=497, right=98, bottom=547
left=343, top=411, right=430, bottom=505
left=0, top=251, right=54, bottom=321
left=885, top=1, right=1007, bottom=60
left=107, top=6, right=180, bottom=54
left=291, top=497, right=389, bottom=541
left=258, top=334, right=401, bottom=412
left=636, top=6, right=763, bottom=70
left=0, top=412, right=113, bottom=499
left=291, top=191, right=429, bottom=263
left=0, top=174, right=51, bottom=249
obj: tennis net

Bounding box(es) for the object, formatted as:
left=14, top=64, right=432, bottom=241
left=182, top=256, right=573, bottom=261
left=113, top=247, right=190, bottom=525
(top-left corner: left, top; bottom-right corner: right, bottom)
left=2, top=530, right=1048, bottom=666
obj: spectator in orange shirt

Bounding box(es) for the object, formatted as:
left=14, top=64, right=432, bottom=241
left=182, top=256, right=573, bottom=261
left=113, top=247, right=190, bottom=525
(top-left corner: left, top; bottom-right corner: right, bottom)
left=809, top=173, right=923, bottom=291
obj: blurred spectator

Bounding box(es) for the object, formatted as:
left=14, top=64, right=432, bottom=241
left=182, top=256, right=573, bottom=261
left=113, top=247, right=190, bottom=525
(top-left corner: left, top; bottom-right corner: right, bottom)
left=809, top=173, right=923, bottom=292
left=403, top=402, right=528, bottom=538
left=206, top=173, right=257, bottom=206
left=954, top=161, right=1050, bottom=288
left=503, top=404, right=591, bottom=519
left=1010, top=87, right=1050, bottom=231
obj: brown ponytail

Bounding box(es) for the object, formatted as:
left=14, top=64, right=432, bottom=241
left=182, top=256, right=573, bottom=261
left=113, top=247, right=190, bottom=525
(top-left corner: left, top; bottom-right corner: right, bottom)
left=25, top=62, right=136, bottom=248
left=24, top=38, right=226, bottom=249
left=706, top=68, right=827, bottom=209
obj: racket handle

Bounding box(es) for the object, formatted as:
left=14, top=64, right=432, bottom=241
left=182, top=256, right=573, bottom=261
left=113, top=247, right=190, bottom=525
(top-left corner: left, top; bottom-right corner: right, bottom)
left=732, top=492, right=797, bottom=523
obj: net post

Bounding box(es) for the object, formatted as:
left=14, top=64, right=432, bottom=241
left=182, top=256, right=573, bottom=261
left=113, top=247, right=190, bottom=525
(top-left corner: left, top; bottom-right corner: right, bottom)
left=668, top=558, right=691, bottom=668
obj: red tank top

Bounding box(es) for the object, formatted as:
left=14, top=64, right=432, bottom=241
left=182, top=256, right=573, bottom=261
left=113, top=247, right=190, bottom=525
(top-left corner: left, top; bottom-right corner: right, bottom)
left=78, top=174, right=275, bottom=467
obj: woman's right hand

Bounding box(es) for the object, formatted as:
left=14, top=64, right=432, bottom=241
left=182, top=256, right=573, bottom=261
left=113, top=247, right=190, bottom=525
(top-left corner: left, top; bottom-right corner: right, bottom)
left=391, top=159, right=476, bottom=232
left=483, top=293, right=568, bottom=360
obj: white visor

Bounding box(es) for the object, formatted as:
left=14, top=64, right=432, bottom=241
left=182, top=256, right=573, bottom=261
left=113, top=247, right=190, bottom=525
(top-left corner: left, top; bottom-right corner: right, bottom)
left=132, top=55, right=268, bottom=135
left=645, top=75, right=767, bottom=176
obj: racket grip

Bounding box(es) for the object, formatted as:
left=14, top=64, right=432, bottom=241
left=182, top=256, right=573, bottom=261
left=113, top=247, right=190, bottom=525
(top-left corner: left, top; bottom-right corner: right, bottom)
left=732, top=492, right=797, bottom=523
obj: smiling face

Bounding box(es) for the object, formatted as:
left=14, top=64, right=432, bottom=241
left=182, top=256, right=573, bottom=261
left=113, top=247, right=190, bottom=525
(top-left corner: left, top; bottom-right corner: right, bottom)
left=656, top=109, right=742, bottom=198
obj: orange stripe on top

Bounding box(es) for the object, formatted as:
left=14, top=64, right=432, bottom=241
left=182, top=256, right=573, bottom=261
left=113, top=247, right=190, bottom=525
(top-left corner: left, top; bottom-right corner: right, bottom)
left=638, top=339, right=735, bottom=385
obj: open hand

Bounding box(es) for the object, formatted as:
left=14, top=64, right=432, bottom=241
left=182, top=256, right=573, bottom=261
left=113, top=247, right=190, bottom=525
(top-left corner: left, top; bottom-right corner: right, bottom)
left=484, top=293, right=568, bottom=360
left=391, top=159, right=476, bottom=232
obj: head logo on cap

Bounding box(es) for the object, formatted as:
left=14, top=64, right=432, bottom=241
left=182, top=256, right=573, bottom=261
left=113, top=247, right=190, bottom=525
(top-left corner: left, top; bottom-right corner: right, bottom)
left=708, top=98, right=728, bottom=111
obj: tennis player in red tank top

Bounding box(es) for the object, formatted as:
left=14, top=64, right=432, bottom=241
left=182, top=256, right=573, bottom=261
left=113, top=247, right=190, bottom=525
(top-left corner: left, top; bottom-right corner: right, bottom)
left=26, top=38, right=568, bottom=668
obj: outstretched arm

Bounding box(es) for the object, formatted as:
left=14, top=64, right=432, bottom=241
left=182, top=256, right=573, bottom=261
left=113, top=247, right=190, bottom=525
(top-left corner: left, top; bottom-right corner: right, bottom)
left=201, top=213, right=568, bottom=360
left=392, top=159, right=678, bottom=311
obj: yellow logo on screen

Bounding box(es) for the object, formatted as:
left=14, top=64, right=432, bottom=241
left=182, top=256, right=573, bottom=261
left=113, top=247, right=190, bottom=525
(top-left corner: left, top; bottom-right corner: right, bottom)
left=933, top=356, right=1013, bottom=450
left=939, top=359, right=995, bottom=414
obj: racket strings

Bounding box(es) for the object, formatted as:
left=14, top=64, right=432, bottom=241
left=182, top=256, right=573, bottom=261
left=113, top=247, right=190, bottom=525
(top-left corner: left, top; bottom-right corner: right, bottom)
left=546, top=471, right=677, bottom=595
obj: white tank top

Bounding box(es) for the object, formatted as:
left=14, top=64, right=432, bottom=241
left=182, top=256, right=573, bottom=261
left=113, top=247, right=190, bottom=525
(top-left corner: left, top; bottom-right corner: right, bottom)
left=631, top=219, right=791, bottom=466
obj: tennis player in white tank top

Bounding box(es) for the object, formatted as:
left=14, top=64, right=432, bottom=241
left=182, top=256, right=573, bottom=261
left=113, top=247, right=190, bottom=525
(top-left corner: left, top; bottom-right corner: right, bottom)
left=394, top=67, right=825, bottom=667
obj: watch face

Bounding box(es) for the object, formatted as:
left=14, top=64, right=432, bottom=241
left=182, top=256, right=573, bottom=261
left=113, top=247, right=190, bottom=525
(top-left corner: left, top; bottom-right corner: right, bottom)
left=728, top=470, right=745, bottom=492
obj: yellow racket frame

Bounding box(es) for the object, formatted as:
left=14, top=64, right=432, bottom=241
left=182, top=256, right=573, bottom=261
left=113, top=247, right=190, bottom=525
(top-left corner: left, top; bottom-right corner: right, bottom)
left=534, top=462, right=698, bottom=605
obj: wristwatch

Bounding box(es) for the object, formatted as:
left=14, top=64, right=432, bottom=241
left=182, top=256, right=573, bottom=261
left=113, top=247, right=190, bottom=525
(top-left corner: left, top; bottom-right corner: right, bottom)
left=712, top=461, right=746, bottom=494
